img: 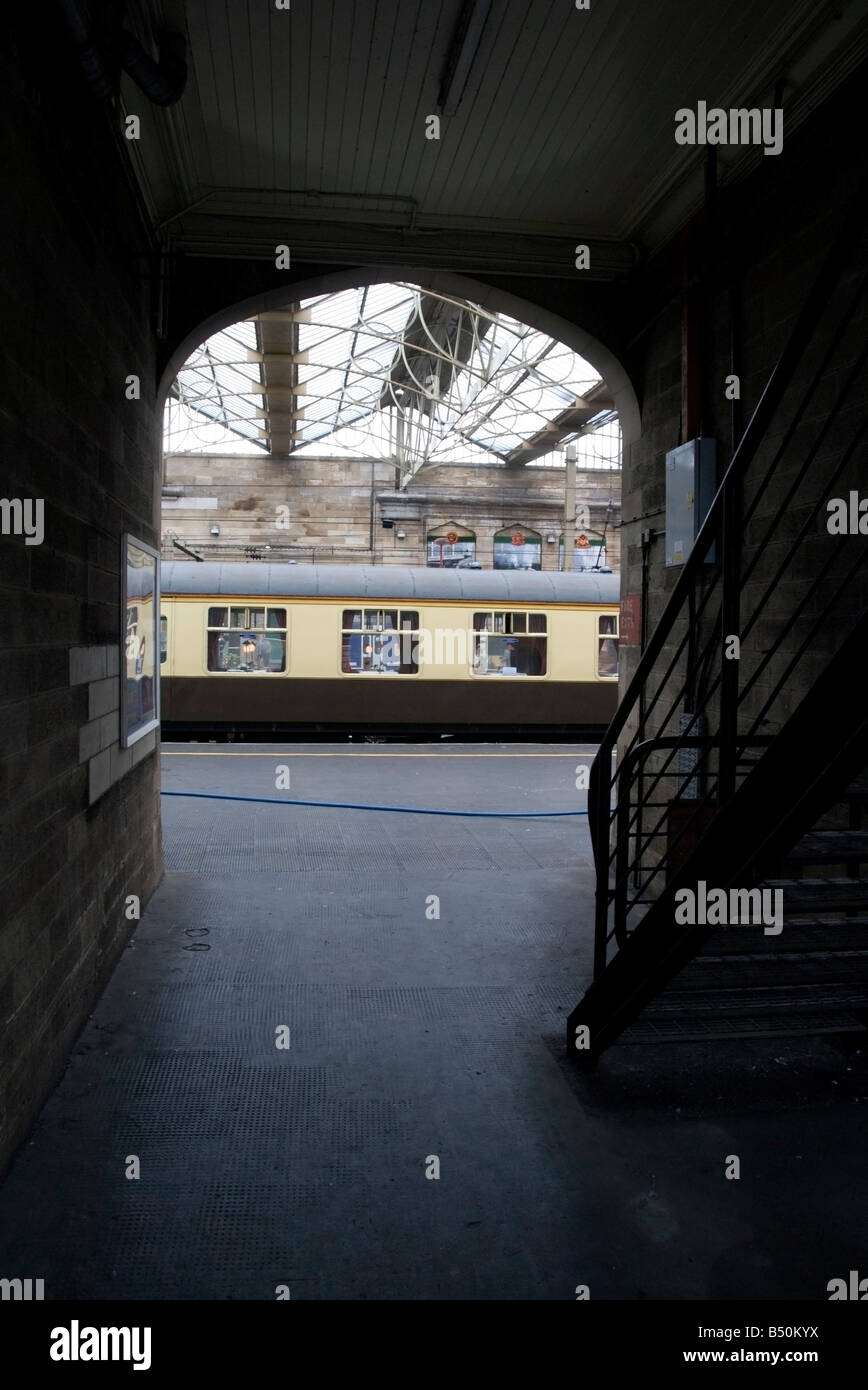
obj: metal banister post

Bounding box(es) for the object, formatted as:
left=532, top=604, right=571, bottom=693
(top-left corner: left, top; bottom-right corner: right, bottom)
left=718, top=477, right=741, bottom=802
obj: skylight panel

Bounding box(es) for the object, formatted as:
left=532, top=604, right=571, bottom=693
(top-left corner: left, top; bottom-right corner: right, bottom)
left=165, top=282, right=618, bottom=470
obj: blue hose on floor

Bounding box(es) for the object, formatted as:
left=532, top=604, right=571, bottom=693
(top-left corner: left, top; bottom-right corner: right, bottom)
left=161, top=789, right=588, bottom=818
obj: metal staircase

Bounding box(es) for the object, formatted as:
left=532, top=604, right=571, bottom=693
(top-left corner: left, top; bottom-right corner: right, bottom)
left=613, top=778, right=868, bottom=1046
left=567, top=171, right=868, bottom=1064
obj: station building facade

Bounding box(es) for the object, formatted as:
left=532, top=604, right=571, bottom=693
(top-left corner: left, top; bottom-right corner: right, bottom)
left=160, top=453, right=621, bottom=573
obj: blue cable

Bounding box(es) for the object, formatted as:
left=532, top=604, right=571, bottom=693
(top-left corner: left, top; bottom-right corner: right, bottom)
left=161, top=789, right=588, bottom=818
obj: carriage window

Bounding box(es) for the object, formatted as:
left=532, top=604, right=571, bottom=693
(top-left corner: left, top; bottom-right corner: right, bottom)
left=341, top=609, right=420, bottom=673
left=472, top=612, right=547, bottom=675
left=160, top=615, right=168, bottom=664
left=598, top=614, right=619, bottom=678
left=206, top=605, right=287, bottom=672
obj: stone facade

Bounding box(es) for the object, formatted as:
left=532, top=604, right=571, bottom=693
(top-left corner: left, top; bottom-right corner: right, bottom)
left=161, top=453, right=622, bottom=572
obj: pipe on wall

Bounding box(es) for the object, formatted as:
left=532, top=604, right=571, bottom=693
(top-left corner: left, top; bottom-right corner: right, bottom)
left=57, top=0, right=187, bottom=108
left=116, top=26, right=187, bottom=107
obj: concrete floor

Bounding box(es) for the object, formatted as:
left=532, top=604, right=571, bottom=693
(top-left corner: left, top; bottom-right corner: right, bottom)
left=0, top=742, right=865, bottom=1300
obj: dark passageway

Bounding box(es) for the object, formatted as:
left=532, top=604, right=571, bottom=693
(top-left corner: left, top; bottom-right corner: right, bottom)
left=2, top=1, right=868, bottom=1356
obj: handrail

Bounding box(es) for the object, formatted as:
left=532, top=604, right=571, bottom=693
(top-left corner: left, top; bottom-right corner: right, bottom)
left=594, top=735, right=774, bottom=973
left=573, top=610, right=868, bottom=1056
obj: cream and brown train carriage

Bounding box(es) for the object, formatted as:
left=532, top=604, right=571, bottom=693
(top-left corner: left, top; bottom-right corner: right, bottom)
left=159, top=562, right=621, bottom=737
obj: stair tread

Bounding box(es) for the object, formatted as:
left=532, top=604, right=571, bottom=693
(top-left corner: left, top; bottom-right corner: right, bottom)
left=583, top=787, right=868, bottom=1055
left=699, top=928, right=868, bottom=955
left=785, top=830, right=868, bottom=863
left=619, top=1011, right=866, bottom=1044
left=641, top=981, right=868, bottom=1016
left=843, top=775, right=868, bottom=802
left=675, top=954, right=868, bottom=991
left=698, top=914, right=868, bottom=952
left=767, top=876, right=868, bottom=886
left=764, top=878, right=868, bottom=911
left=762, top=914, right=868, bottom=927
left=621, top=914, right=868, bottom=951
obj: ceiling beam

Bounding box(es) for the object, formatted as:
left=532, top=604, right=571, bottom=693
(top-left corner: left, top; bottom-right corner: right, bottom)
left=163, top=212, right=638, bottom=280
left=504, top=381, right=616, bottom=465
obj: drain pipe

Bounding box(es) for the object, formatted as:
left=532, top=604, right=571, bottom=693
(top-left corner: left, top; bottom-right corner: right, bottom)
left=116, top=26, right=186, bottom=107
left=57, top=0, right=187, bottom=107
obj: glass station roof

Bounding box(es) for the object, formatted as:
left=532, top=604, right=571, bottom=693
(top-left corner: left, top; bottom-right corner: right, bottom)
left=163, top=283, right=620, bottom=475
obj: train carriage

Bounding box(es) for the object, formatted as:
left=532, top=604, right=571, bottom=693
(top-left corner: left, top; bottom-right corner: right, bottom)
left=159, top=562, right=620, bottom=738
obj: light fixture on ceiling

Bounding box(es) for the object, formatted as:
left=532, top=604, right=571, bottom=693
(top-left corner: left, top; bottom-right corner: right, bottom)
left=210, top=524, right=220, bottom=536
left=437, top=0, right=494, bottom=116
left=396, top=528, right=406, bottom=539
left=546, top=534, right=556, bottom=544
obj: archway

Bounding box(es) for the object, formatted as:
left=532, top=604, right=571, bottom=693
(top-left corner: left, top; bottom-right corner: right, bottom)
left=158, top=266, right=641, bottom=455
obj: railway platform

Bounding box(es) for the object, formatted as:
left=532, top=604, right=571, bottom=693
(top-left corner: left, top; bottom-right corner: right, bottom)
left=0, top=744, right=865, bottom=1300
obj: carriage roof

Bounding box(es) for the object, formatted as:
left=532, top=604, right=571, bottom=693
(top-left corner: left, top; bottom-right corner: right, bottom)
left=161, top=561, right=621, bottom=605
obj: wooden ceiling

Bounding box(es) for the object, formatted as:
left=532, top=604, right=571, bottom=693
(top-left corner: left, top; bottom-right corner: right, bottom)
left=123, top=0, right=868, bottom=277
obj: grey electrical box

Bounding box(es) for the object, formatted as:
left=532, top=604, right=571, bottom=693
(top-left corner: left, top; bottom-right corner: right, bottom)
left=664, top=438, right=717, bottom=566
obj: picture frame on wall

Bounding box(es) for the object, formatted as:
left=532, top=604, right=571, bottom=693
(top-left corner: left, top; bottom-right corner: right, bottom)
left=120, top=534, right=161, bottom=749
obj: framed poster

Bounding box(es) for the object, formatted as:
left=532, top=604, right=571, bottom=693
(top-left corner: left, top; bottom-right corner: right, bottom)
left=120, top=534, right=161, bottom=748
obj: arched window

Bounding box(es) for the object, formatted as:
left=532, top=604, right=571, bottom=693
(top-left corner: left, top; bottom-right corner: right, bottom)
left=493, top=526, right=542, bottom=571
left=558, top=534, right=607, bottom=571
left=426, top=523, right=476, bottom=567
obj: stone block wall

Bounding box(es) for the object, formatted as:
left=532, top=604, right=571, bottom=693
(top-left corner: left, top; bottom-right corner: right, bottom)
left=621, top=74, right=867, bottom=663
left=614, top=63, right=868, bottom=857
left=70, top=646, right=158, bottom=803
left=161, top=452, right=622, bottom=572
left=0, top=18, right=163, bottom=1177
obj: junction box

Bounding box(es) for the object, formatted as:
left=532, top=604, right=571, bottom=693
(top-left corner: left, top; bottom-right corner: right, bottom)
left=664, top=438, right=717, bottom=566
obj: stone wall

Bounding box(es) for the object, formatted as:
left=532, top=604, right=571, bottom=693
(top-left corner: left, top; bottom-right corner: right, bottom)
left=619, top=70, right=867, bottom=696
left=161, top=452, right=622, bottom=572
left=0, top=17, right=163, bottom=1177
left=613, top=62, right=868, bottom=871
